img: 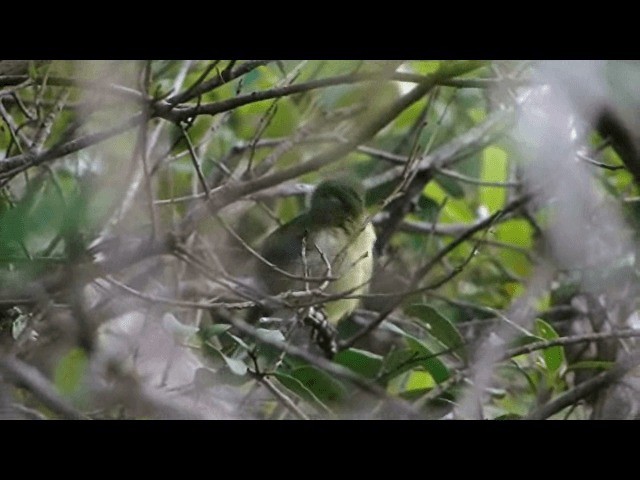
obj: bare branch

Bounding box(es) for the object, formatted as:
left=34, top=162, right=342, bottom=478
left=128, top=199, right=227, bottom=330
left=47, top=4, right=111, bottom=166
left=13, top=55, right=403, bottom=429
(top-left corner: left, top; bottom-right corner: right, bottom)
left=0, top=114, right=144, bottom=178
left=167, top=60, right=271, bottom=105
left=180, top=61, right=487, bottom=236
left=504, top=329, right=640, bottom=360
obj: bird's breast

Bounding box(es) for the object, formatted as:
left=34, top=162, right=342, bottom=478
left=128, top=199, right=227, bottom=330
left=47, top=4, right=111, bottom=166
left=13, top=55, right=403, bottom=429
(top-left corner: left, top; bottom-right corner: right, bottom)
left=306, top=221, right=376, bottom=323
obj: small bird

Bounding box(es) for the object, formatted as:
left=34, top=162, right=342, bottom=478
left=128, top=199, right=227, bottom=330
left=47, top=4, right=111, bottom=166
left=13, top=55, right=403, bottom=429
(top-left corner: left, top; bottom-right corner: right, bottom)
left=257, top=179, right=376, bottom=326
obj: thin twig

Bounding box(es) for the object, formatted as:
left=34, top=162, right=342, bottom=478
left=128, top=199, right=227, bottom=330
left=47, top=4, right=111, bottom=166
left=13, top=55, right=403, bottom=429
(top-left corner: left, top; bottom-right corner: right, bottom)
left=167, top=60, right=270, bottom=105
left=170, top=60, right=220, bottom=104
left=412, top=196, right=530, bottom=283
left=104, top=275, right=255, bottom=310
left=216, top=214, right=337, bottom=283
left=180, top=62, right=487, bottom=235
left=576, top=151, right=624, bottom=171
left=1, top=74, right=145, bottom=99
left=30, top=89, right=70, bottom=153
left=435, top=167, right=521, bottom=187
left=179, top=124, right=210, bottom=198
left=504, top=329, right=640, bottom=360
left=0, top=114, right=144, bottom=178
left=227, top=315, right=421, bottom=419
left=253, top=374, right=310, bottom=420
left=0, top=100, right=30, bottom=153
left=158, top=63, right=487, bottom=124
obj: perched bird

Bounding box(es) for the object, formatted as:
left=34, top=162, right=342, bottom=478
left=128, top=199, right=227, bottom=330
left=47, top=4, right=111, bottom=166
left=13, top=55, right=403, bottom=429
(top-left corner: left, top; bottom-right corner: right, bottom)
left=257, top=179, right=376, bottom=326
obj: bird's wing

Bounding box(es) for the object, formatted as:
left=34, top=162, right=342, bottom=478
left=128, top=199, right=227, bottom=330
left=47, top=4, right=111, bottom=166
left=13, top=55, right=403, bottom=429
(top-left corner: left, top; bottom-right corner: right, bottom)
left=258, top=215, right=309, bottom=294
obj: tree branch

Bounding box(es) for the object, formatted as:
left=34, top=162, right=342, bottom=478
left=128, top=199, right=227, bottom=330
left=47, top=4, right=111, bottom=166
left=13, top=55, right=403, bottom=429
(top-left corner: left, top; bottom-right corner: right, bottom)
left=0, top=356, right=88, bottom=420
left=527, top=351, right=640, bottom=420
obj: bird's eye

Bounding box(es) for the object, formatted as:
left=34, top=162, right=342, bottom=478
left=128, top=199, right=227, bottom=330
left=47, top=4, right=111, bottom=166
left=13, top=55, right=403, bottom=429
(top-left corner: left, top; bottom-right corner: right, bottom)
left=329, top=196, right=344, bottom=211
left=337, top=192, right=359, bottom=216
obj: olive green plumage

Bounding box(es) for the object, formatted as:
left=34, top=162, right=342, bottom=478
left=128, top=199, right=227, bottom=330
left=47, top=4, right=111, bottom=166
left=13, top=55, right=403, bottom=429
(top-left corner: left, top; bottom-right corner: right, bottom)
left=257, top=179, right=376, bottom=324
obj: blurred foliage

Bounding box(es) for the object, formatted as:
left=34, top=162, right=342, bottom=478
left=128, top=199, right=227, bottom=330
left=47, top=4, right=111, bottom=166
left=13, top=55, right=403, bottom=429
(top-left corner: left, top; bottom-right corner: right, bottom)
left=1, top=60, right=640, bottom=420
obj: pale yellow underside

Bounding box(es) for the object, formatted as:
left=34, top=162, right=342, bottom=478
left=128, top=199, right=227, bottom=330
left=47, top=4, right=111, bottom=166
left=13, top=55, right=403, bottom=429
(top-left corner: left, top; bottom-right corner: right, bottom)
left=305, top=220, right=376, bottom=324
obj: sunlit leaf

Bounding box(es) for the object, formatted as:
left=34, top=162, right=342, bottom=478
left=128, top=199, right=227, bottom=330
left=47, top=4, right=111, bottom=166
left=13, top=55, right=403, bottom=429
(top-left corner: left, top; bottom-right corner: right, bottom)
left=54, top=348, right=88, bottom=397
left=423, top=181, right=474, bottom=223
left=534, top=318, right=565, bottom=373
left=409, top=61, right=441, bottom=75
left=334, top=348, right=383, bottom=379
left=480, top=145, right=508, bottom=213
left=405, top=370, right=435, bottom=391
left=404, top=338, right=451, bottom=383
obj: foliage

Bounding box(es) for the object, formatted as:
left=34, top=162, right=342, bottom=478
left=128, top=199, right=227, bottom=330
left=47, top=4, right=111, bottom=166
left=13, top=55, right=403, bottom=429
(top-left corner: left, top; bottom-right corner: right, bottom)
left=1, top=60, right=640, bottom=420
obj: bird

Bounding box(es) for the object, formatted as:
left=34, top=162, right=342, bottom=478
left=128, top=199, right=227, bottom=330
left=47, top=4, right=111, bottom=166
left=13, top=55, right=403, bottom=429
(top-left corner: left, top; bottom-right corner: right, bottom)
left=256, top=179, right=376, bottom=328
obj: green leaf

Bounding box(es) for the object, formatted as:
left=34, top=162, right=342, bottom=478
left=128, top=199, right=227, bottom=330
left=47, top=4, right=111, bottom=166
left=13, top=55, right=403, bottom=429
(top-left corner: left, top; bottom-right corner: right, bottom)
left=509, top=334, right=545, bottom=349
left=423, top=181, right=474, bottom=223
left=206, top=347, right=248, bottom=376
left=566, top=360, right=615, bottom=372
left=434, top=174, right=465, bottom=199
left=378, top=322, right=450, bottom=383
left=379, top=320, right=411, bottom=337
left=468, top=108, right=487, bottom=124
left=480, top=145, right=508, bottom=213
left=382, top=348, right=422, bottom=380
left=415, top=195, right=441, bottom=222
left=405, top=304, right=466, bottom=360
left=227, top=333, right=251, bottom=351
left=494, top=413, right=523, bottom=420
left=54, top=348, right=88, bottom=396
left=263, top=98, right=299, bottom=138
left=255, top=328, right=286, bottom=344
left=334, top=348, right=383, bottom=379
left=221, top=355, right=248, bottom=376
left=409, top=61, right=441, bottom=75
left=534, top=319, right=565, bottom=373
left=289, top=366, right=347, bottom=403
left=273, top=371, right=333, bottom=415
left=495, top=219, right=534, bottom=277
left=496, top=219, right=533, bottom=248
left=199, top=323, right=232, bottom=341
left=404, top=338, right=451, bottom=383
left=405, top=370, right=435, bottom=391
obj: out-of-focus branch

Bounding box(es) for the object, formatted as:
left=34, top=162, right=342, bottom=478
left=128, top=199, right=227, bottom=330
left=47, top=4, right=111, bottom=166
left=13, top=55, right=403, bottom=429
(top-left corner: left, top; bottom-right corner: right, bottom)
left=0, top=356, right=88, bottom=420
left=0, top=114, right=144, bottom=178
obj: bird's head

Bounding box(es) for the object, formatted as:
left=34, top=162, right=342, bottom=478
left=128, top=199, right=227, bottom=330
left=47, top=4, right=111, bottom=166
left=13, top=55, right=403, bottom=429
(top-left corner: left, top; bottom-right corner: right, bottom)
left=309, top=179, right=365, bottom=229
